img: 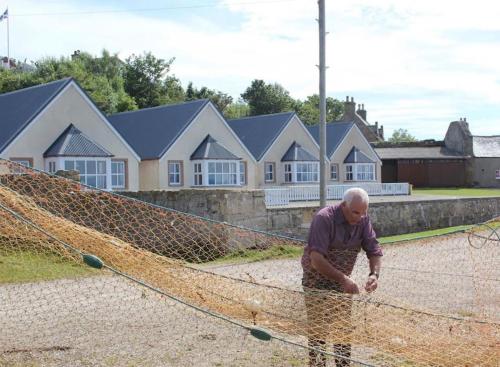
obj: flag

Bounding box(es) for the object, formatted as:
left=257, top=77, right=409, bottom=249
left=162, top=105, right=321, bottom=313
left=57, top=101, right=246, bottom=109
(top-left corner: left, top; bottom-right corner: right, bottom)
left=0, top=8, right=8, bottom=22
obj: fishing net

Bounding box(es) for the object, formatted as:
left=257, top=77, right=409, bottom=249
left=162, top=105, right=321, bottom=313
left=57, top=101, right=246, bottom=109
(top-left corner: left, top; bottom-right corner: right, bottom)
left=0, top=159, right=498, bottom=366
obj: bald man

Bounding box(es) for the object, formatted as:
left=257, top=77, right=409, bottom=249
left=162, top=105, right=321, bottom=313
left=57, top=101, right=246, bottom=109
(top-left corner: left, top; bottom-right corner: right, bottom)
left=301, top=188, right=383, bottom=367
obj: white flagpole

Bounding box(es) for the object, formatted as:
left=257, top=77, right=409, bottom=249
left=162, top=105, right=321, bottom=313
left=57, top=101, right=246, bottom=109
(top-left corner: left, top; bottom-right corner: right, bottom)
left=6, top=7, right=9, bottom=69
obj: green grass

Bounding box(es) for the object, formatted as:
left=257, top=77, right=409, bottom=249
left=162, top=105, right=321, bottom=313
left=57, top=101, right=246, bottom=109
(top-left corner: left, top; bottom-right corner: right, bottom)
left=0, top=251, right=98, bottom=284
left=208, top=244, right=304, bottom=265
left=413, top=187, right=500, bottom=197
left=378, top=224, right=473, bottom=244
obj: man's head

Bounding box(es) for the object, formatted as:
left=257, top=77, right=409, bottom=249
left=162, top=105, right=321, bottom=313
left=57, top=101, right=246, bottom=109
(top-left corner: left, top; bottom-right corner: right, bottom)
left=341, top=188, right=369, bottom=225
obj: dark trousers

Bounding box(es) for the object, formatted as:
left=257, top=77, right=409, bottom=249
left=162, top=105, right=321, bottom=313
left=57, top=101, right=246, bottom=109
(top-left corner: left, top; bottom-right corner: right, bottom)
left=304, top=288, right=353, bottom=367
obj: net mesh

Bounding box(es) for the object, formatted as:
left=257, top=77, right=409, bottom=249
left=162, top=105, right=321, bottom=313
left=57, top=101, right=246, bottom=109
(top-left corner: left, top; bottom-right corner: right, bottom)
left=0, top=159, right=498, bottom=366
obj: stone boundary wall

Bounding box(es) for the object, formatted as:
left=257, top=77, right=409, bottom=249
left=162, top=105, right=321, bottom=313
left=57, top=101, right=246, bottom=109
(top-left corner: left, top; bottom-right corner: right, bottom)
left=121, top=190, right=500, bottom=240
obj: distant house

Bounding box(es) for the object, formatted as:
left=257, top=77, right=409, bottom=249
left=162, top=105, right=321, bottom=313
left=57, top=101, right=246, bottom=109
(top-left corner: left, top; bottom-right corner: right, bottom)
left=375, top=118, right=500, bottom=188
left=445, top=120, right=500, bottom=187
left=334, top=96, right=384, bottom=142
left=228, top=112, right=320, bottom=187
left=108, top=100, right=256, bottom=190
left=308, top=122, right=382, bottom=183
left=0, top=78, right=141, bottom=190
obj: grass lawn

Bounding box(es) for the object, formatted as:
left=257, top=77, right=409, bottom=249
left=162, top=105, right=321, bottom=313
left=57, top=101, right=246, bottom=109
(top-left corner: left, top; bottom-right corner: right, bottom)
left=413, top=187, right=500, bottom=197
left=0, top=251, right=98, bottom=284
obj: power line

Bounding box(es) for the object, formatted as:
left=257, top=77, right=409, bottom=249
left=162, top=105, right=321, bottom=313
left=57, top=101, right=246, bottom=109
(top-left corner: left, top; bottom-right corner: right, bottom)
left=10, top=0, right=301, bottom=17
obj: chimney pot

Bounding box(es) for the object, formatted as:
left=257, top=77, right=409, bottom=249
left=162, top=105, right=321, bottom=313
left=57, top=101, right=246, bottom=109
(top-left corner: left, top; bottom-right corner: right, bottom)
left=464, top=117, right=467, bottom=122
left=362, top=104, right=364, bottom=109
left=350, top=97, right=354, bottom=102
left=346, top=96, right=349, bottom=101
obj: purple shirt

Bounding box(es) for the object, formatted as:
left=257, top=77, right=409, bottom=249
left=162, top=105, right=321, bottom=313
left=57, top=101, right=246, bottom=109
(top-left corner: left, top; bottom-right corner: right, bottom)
left=301, top=204, right=383, bottom=289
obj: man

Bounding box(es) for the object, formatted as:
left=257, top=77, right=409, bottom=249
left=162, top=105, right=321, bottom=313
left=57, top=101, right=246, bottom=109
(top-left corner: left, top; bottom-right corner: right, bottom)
left=301, top=187, right=383, bottom=367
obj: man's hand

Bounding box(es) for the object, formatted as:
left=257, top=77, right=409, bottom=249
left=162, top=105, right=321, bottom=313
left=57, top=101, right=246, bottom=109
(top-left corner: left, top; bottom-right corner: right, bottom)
left=364, top=275, right=378, bottom=293
left=342, top=277, right=360, bottom=294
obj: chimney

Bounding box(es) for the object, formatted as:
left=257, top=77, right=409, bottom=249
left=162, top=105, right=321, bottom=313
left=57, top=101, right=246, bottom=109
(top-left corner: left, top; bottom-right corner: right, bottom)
left=343, top=96, right=356, bottom=120
left=356, top=103, right=367, bottom=121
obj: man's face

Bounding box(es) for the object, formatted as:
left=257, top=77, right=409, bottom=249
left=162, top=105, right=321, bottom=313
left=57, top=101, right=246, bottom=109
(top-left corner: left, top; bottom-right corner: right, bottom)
left=342, top=199, right=368, bottom=225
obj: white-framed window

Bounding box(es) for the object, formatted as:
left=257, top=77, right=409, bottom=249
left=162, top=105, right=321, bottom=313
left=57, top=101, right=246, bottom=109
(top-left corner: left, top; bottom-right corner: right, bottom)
left=345, top=165, right=354, bottom=181
left=356, top=163, right=375, bottom=181
left=330, top=164, right=338, bottom=181
left=240, top=161, right=247, bottom=185
left=284, top=163, right=292, bottom=183
left=111, top=160, right=126, bottom=189
left=345, top=163, right=375, bottom=181
left=192, top=160, right=243, bottom=186
left=208, top=161, right=238, bottom=185
left=194, top=163, right=203, bottom=186
left=496, top=169, right=500, bottom=180
left=168, top=161, right=182, bottom=186
left=296, top=162, right=319, bottom=182
left=64, top=159, right=107, bottom=189
left=48, top=161, right=56, bottom=174
left=265, top=162, right=275, bottom=183
left=283, top=162, right=319, bottom=183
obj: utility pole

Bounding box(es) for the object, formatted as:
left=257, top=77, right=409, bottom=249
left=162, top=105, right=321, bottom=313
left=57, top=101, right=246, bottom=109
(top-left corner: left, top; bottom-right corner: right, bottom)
left=318, top=0, right=327, bottom=207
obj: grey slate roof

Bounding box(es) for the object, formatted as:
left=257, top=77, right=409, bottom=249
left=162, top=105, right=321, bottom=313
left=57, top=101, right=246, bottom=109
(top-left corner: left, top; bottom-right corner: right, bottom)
left=375, top=146, right=468, bottom=160
left=190, top=135, right=241, bottom=160
left=44, top=124, right=113, bottom=158
left=227, top=112, right=295, bottom=161
left=281, top=142, right=318, bottom=162
left=108, top=99, right=210, bottom=160
left=472, top=136, right=500, bottom=158
left=343, top=147, right=375, bottom=163
left=307, top=122, right=353, bottom=157
left=0, top=78, right=72, bottom=153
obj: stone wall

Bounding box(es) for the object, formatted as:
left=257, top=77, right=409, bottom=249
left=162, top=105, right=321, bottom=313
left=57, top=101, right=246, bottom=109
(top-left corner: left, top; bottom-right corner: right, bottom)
left=121, top=190, right=500, bottom=240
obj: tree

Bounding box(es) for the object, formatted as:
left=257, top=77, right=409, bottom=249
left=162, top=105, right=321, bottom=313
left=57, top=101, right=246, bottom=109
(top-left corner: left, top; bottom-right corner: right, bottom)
left=388, top=128, right=417, bottom=143
left=241, top=79, right=295, bottom=115
left=123, top=52, right=180, bottom=109
left=295, top=94, right=344, bottom=125
left=185, top=82, right=233, bottom=113
left=224, top=101, right=250, bottom=119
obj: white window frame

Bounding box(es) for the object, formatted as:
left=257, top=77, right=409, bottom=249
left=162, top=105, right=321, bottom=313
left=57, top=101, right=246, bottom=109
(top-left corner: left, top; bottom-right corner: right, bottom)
left=344, top=163, right=375, bottom=182
left=239, top=161, right=247, bottom=185
left=284, top=163, right=292, bottom=183
left=283, top=162, right=320, bottom=183
left=192, top=160, right=242, bottom=187
left=111, top=160, right=126, bottom=190
left=48, top=161, right=56, bottom=174
left=64, top=158, right=110, bottom=189
left=10, top=158, right=32, bottom=174
left=194, top=162, right=203, bottom=186
left=264, top=162, right=275, bottom=183
left=330, top=164, right=338, bottom=181
left=168, top=161, right=182, bottom=186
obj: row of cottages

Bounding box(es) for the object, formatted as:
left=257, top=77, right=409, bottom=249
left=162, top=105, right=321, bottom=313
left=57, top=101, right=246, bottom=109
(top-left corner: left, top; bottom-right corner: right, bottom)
left=375, top=119, right=500, bottom=188
left=0, top=78, right=381, bottom=191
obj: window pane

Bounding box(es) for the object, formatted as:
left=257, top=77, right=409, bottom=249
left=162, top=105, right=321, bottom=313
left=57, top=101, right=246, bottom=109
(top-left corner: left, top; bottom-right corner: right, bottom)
left=76, top=161, right=86, bottom=174
left=87, top=161, right=96, bottom=175
left=65, top=161, right=74, bottom=171
left=112, top=176, right=118, bottom=186
left=97, top=176, right=106, bottom=189
left=208, top=162, right=215, bottom=173
left=87, top=176, right=97, bottom=187
left=208, top=174, right=215, bottom=185
left=97, top=161, right=106, bottom=174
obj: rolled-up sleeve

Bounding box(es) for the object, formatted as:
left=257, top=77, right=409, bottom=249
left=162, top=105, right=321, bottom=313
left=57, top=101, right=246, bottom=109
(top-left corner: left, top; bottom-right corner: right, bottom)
left=307, top=212, right=331, bottom=257
left=361, top=216, right=383, bottom=258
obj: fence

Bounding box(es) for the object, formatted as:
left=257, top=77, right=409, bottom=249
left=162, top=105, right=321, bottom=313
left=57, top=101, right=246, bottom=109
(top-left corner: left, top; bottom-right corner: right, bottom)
left=264, top=182, right=410, bottom=207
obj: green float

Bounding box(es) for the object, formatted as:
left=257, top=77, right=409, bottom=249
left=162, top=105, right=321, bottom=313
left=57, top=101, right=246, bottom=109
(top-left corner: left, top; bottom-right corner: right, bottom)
left=82, top=254, right=103, bottom=269
left=250, top=327, right=272, bottom=341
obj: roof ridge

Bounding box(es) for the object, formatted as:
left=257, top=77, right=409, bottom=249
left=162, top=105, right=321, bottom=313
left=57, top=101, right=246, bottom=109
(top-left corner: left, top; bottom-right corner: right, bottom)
left=0, top=78, right=72, bottom=98
left=474, top=135, right=500, bottom=138
left=228, top=111, right=294, bottom=122
left=109, top=99, right=209, bottom=117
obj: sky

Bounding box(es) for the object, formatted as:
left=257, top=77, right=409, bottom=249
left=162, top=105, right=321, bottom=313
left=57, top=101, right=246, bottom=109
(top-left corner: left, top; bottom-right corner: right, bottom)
left=0, top=0, right=498, bottom=140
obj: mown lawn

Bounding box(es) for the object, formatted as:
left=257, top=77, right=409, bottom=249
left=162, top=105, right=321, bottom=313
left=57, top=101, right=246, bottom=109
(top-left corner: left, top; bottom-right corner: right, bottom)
left=0, top=251, right=98, bottom=284
left=413, top=187, right=500, bottom=197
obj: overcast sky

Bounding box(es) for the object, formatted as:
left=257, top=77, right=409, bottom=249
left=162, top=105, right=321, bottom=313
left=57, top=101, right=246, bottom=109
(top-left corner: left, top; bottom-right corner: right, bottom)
left=0, top=0, right=498, bottom=139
